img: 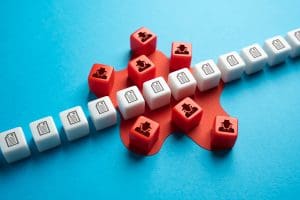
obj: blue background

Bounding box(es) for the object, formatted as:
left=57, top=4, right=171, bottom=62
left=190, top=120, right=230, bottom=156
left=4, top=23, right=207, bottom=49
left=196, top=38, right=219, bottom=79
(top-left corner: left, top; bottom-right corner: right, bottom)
left=1, top=0, right=300, bottom=199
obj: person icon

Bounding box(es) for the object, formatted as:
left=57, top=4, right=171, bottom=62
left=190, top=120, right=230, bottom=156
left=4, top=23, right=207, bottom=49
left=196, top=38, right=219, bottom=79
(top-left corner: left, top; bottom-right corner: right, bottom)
left=93, top=67, right=108, bottom=79
left=181, top=103, right=198, bottom=118
left=135, top=121, right=152, bottom=137
left=175, top=44, right=189, bottom=54
left=218, top=119, right=234, bottom=133
left=137, top=31, right=152, bottom=42
left=136, top=60, right=151, bottom=72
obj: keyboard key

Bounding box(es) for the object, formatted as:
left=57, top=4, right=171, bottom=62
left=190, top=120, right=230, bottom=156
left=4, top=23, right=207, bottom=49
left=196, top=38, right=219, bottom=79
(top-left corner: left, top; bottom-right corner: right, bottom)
left=130, top=27, right=157, bottom=56
left=193, top=59, right=221, bottom=91
left=88, top=96, right=117, bottom=131
left=240, top=44, right=268, bottom=74
left=143, top=77, right=171, bottom=110
left=286, top=28, right=300, bottom=58
left=116, top=86, right=145, bottom=120
left=59, top=106, right=89, bottom=141
left=172, top=97, right=203, bottom=132
left=211, top=116, right=238, bottom=150
left=170, top=42, right=192, bottom=71
left=0, top=127, right=31, bottom=163
left=29, top=116, right=61, bottom=152
left=217, top=51, right=245, bottom=83
left=263, top=35, right=291, bottom=66
left=129, top=116, right=159, bottom=152
left=168, top=68, right=197, bottom=101
left=88, top=63, right=115, bottom=97
left=127, top=55, right=156, bottom=88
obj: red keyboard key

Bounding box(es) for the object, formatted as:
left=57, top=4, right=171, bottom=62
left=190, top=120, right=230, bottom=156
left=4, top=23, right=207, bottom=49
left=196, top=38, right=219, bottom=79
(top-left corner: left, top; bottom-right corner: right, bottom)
left=130, top=27, right=157, bottom=56
left=88, top=64, right=115, bottom=97
left=172, top=97, right=203, bottom=132
left=127, top=55, right=156, bottom=88
left=211, top=116, right=238, bottom=150
left=129, top=116, right=160, bottom=153
left=170, top=42, right=192, bottom=71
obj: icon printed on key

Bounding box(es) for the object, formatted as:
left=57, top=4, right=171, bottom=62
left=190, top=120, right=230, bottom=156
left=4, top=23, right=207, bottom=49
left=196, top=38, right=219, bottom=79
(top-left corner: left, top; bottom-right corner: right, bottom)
left=5, top=132, right=19, bottom=147
left=295, top=31, right=300, bottom=42
left=67, top=111, right=81, bottom=125
left=125, top=90, right=137, bottom=103
left=202, top=63, right=215, bottom=75
left=92, top=67, right=108, bottom=79
left=37, top=121, right=50, bottom=136
left=96, top=100, right=109, bottom=114
left=177, top=72, right=190, bottom=84
left=151, top=81, right=164, bottom=93
left=136, top=59, right=151, bottom=72
left=175, top=44, right=189, bottom=55
left=135, top=121, right=151, bottom=137
left=181, top=103, right=198, bottom=118
left=227, top=55, right=239, bottom=66
left=249, top=47, right=262, bottom=58
left=137, top=31, right=152, bottom=42
left=272, top=39, right=285, bottom=50
left=218, top=119, right=234, bottom=133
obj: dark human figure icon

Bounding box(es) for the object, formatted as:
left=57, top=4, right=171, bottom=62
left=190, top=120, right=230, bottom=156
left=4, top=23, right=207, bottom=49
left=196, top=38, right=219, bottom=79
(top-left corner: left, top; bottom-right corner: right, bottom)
left=175, top=44, right=189, bottom=55
left=136, top=59, right=151, bottom=72
left=181, top=103, right=198, bottom=118
left=218, top=119, right=234, bottom=133
left=135, top=121, right=152, bottom=137
left=137, top=31, right=152, bottom=42
left=93, top=67, right=108, bottom=79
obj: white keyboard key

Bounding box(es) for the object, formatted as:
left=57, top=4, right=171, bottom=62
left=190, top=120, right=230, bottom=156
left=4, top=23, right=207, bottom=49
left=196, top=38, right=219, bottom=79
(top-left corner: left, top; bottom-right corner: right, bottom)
left=286, top=28, right=300, bottom=58
left=88, top=96, right=117, bottom=131
left=29, top=116, right=61, bottom=152
left=168, top=68, right=197, bottom=100
left=193, top=59, right=221, bottom=91
left=143, top=76, right=171, bottom=110
left=240, top=44, right=268, bottom=74
left=117, top=86, right=145, bottom=120
left=0, top=127, right=31, bottom=163
left=59, top=106, right=89, bottom=141
left=263, top=35, right=291, bottom=66
left=217, top=51, right=245, bottom=83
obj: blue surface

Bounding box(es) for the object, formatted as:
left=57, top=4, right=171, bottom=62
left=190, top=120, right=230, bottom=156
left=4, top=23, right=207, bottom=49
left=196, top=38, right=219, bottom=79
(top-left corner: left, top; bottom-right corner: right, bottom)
left=1, top=0, right=300, bottom=199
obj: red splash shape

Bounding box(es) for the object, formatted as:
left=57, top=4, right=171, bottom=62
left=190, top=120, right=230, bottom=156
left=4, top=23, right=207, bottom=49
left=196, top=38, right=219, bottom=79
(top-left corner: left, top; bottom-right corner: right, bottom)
left=103, top=50, right=228, bottom=155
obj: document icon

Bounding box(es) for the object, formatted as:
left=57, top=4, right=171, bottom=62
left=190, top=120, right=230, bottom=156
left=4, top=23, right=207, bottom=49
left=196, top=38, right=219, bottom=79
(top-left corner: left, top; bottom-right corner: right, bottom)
left=37, top=121, right=50, bottom=136
left=67, top=111, right=80, bottom=125
left=5, top=132, right=19, bottom=147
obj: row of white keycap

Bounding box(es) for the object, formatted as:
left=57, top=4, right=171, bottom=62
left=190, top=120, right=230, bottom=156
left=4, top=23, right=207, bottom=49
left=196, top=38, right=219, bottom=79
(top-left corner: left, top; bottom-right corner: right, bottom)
left=1, top=28, right=299, bottom=163
left=0, top=98, right=117, bottom=163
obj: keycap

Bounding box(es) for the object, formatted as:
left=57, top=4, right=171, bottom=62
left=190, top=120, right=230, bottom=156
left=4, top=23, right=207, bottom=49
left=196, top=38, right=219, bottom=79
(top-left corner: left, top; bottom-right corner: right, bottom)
left=129, top=116, right=159, bottom=152
left=168, top=68, right=197, bottom=101
left=286, top=28, right=300, bottom=58
left=0, top=127, right=31, bottom=163
left=29, top=116, right=61, bottom=152
left=88, top=63, right=115, bottom=97
left=130, top=27, right=157, bottom=56
left=59, top=106, right=89, bottom=141
left=217, top=51, right=245, bottom=83
left=142, top=76, right=171, bottom=110
left=170, top=42, right=192, bottom=71
left=211, top=116, right=238, bottom=150
left=172, top=97, right=203, bottom=132
left=127, top=55, right=156, bottom=88
left=263, top=35, right=291, bottom=66
left=88, top=96, right=117, bottom=131
left=193, top=59, right=221, bottom=91
left=116, top=86, right=145, bottom=120
left=240, top=44, right=268, bottom=75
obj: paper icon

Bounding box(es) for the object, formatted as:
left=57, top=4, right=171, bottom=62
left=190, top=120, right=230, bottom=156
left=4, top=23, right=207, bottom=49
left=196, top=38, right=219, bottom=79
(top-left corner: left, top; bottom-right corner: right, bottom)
left=5, top=132, right=19, bottom=147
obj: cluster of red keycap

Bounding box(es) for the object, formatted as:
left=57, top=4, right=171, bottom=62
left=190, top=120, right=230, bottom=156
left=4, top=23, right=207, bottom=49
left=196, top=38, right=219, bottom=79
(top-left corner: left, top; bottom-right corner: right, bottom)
left=88, top=27, right=238, bottom=154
